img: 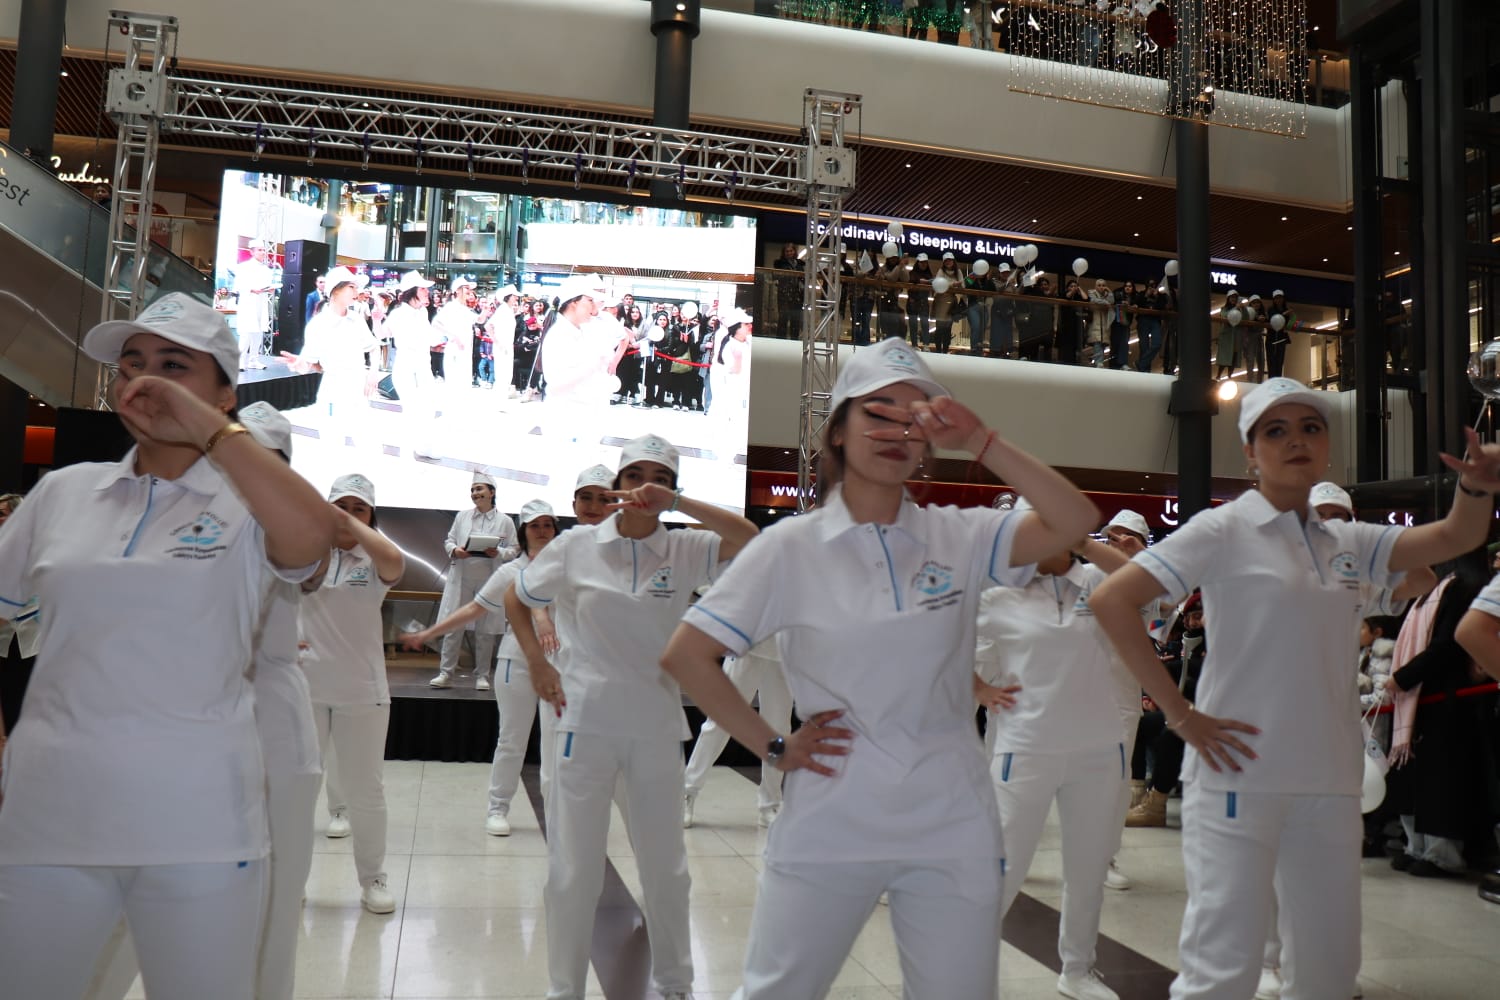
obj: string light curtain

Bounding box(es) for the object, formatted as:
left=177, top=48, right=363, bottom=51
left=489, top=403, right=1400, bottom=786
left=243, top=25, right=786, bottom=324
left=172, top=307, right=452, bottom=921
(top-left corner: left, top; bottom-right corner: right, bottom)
left=1005, top=0, right=1309, bottom=137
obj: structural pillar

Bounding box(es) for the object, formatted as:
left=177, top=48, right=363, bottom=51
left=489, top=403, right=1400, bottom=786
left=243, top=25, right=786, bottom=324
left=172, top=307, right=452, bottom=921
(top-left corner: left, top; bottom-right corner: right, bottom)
left=0, top=377, right=29, bottom=493
left=649, top=0, right=701, bottom=202
left=1350, top=51, right=1387, bottom=482
left=1170, top=0, right=1214, bottom=521
left=10, top=0, right=69, bottom=163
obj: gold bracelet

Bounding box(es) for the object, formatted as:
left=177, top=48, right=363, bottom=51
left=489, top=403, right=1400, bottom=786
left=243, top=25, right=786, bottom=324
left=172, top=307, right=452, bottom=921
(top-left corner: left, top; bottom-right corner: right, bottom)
left=203, top=422, right=250, bottom=456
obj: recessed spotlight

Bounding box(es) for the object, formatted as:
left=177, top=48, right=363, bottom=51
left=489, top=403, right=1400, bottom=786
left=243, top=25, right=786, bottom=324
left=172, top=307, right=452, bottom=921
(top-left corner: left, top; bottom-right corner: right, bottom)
left=1347, top=225, right=1354, bottom=231
left=1136, top=195, right=1143, bottom=201
left=1322, top=257, right=1329, bottom=262
left=1280, top=216, right=1288, bottom=221
left=904, top=163, right=912, bottom=168
left=1133, top=232, right=1140, bottom=237
left=1394, top=250, right=1401, bottom=255
left=1032, top=218, right=1038, bottom=223
left=923, top=204, right=930, bottom=210
left=1229, top=245, right=1236, bottom=250
left=59, top=69, right=68, bottom=78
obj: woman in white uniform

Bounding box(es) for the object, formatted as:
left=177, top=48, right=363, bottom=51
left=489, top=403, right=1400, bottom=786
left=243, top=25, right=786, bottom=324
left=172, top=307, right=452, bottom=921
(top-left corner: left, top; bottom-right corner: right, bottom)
left=403, top=499, right=560, bottom=836
left=430, top=473, right=520, bottom=690
left=283, top=266, right=377, bottom=455
left=383, top=271, right=442, bottom=458
left=661, top=338, right=1098, bottom=999
left=709, top=309, right=753, bottom=431
left=681, top=637, right=792, bottom=829
left=0, top=293, right=333, bottom=1000
left=505, top=434, right=759, bottom=1000
left=979, top=509, right=1134, bottom=1000
left=1090, top=377, right=1500, bottom=1000
left=299, top=473, right=406, bottom=914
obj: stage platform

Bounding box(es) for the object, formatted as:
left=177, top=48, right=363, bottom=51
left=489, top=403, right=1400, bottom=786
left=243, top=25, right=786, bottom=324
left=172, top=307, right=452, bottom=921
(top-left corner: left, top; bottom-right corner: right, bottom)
left=383, top=656, right=760, bottom=766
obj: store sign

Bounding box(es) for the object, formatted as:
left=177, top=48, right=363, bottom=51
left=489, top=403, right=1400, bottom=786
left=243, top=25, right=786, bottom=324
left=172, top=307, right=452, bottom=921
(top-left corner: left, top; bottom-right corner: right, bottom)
left=51, top=158, right=110, bottom=187
left=813, top=220, right=1016, bottom=258
left=1210, top=270, right=1239, bottom=287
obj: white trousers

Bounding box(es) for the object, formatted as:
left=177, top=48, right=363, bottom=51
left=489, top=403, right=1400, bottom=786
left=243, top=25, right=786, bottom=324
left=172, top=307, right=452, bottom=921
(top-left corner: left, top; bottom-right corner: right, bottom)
left=259, top=772, right=322, bottom=1000
left=0, top=860, right=266, bottom=1000
left=546, top=730, right=693, bottom=1000
left=734, top=856, right=1004, bottom=1000
left=1170, top=785, right=1361, bottom=1000
left=489, top=656, right=557, bottom=816
left=992, top=744, right=1125, bottom=977
left=682, top=652, right=793, bottom=810
left=313, top=702, right=390, bottom=886
left=438, top=622, right=499, bottom=680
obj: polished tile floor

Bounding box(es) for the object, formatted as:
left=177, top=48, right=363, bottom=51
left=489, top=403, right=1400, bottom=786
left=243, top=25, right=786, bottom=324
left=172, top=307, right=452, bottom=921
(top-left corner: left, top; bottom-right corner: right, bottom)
left=122, top=761, right=1500, bottom=998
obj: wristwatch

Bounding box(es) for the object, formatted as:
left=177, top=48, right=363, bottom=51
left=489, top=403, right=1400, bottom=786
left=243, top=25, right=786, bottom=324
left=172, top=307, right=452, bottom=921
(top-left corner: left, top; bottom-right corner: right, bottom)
left=765, top=736, right=786, bottom=764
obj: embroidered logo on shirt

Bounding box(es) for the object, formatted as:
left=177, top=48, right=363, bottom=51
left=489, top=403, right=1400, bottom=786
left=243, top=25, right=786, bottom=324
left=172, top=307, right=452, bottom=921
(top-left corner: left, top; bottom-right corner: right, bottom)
left=1329, top=550, right=1360, bottom=585
left=913, top=561, right=954, bottom=596
left=165, top=511, right=230, bottom=560
left=346, top=565, right=371, bottom=587
left=647, top=566, right=676, bottom=598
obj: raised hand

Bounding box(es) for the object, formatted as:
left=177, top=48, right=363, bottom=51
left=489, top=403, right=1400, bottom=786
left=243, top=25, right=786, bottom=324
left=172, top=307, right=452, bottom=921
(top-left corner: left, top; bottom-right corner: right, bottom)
left=114, top=375, right=231, bottom=450
left=604, top=482, right=678, bottom=516
left=862, top=395, right=990, bottom=456
left=1440, top=426, right=1500, bottom=493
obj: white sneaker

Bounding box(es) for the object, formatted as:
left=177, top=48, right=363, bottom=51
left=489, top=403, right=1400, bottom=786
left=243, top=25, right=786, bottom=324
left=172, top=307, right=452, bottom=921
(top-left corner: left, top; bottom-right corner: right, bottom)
left=476, top=676, right=491, bottom=691
left=361, top=877, right=397, bottom=914
left=1104, top=860, right=1132, bottom=891
left=758, top=804, right=780, bottom=827
left=485, top=813, right=511, bottom=837
left=682, top=793, right=696, bottom=829
left=1254, top=967, right=1284, bottom=999
left=1058, top=970, right=1119, bottom=1000
left=326, top=813, right=351, bottom=839
left=428, top=673, right=453, bottom=689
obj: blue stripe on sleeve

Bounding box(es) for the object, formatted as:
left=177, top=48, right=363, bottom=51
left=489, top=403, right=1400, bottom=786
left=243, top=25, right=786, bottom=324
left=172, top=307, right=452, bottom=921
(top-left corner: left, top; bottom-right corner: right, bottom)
left=1472, top=595, right=1500, bottom=615
left=987, top=510, right=1020, bottom=585
left=0, top=595, right=27, bottom=609
left=1138, top=549, right=1189, bottom=599
left=1369, top=525, right=1398, bottom=581
left=686, top=604, right=752, bottom=649
left=474, top=591, right=505, bottom=613
left=516, top=566, right=552, bottom=606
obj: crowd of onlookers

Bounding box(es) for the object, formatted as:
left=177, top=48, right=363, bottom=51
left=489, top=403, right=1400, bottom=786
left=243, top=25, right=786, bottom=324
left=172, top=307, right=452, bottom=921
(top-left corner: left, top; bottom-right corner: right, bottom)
left=763, top=241, right=1359, bottom=380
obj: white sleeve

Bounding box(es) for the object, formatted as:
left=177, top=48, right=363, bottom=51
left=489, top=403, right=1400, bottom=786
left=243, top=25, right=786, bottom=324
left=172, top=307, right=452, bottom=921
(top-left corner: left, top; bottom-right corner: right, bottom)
left=682, top=530, right=781, bottom=658
left=966, top=507, right=1034, bottom=589
left=515, top=532, right=570, bottom=609
left=0, top=474, right=50, bottom=614
left=1470, top=574, right=1500, bottom=619
left=496, top=516, right=520, bottom=561
left=674, top=527, right=725, bottom=590
left=475, top=562, right=519, bottom=614
left=444, top=512, right=465, bottom=558
left=1131, top=505, right=1229, bottom=604
left=1342, top=520, right=1406, bottom=590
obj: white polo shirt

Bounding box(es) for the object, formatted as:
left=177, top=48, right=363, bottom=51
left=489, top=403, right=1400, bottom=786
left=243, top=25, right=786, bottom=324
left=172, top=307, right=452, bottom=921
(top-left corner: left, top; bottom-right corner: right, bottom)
left=1132, top=489, right=1403, bottom=796
left=254, top=576, right=322, bottom=778
left=978, top=562, right=1136, bottom=756
left=682, top=487, right=1033, bottom=865
left=515, top=514, right=722, bottom=738
left=301, top=306, right=376, bottom=406
left=1470, top=575, right=1500, bottom=619
left=476, top=553, right=528, bottom=662
left=0, top=450, right=314, bottom=866
left=299, top=545, right=396, bottom=706
left=540, top=314, right=615, bottom=405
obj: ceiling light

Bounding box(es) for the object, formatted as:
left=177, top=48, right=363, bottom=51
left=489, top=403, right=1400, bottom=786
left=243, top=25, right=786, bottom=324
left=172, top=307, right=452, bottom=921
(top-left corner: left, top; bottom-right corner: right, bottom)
left=923, top=204, right=930, bottom=210
left=1133, top=232, right=1140, bottom=237
left=904, top=163, right=912, bottom=168
left=1394, top=250, right=1401, bottom=255
left=1229, top=245, right=1236, bottom=250
left=1218, top=380, right=1239, bottom=402
left=59, top=69, right=68, bottom=77
left=1280, top=216, right=1288, bottom=221
left=1032, top=218, right=1038, bottom=223
left=1323, top=257, right=1329, bottom=262
left=1136, top=195, right=1143, bottom=201
left=1347, top=225, right=1354, bottom=231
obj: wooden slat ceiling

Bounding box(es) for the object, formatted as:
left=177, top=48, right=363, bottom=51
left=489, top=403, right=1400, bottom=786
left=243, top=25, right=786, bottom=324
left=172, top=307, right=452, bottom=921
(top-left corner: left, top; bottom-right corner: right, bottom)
left=1, top=49, right=1357, bottom=275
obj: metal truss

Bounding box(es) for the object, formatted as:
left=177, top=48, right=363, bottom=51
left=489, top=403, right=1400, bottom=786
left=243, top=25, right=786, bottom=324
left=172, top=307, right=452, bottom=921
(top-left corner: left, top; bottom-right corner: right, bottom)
left=98, top=9, right=178, bottom=408
left=796, top=91, right=859, bottom=512
left=165, top=77, right=806, bottom=199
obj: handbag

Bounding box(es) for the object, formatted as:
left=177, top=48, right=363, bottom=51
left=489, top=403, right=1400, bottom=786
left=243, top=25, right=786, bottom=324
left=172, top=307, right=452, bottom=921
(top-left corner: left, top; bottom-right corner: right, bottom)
left=670, top=360, right=693, bottom=375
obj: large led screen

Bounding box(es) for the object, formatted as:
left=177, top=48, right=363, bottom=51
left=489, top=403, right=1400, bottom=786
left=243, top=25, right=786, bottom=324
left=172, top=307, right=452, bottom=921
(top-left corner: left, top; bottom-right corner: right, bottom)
left=215, top=170, right=758, bottom=517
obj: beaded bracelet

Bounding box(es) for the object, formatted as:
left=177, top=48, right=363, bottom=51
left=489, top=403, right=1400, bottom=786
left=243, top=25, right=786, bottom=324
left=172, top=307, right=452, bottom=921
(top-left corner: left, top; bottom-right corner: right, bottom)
left=975, top=430, right=997, bottom=465
left=669, top=488, right=685, bottom=513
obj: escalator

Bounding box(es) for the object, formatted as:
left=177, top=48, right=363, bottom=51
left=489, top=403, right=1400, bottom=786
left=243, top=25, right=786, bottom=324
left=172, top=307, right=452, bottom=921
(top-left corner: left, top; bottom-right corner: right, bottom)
left=0, top=140, right=211, bottom=408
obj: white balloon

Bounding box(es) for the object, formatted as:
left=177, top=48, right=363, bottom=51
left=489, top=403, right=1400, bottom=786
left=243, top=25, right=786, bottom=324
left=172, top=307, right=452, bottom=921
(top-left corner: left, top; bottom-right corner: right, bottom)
left=1072, top=257, right=1089, bottom=277
left=1269, top=313, right=1287, bottom=332
left=882, top=240, right=899, bottom=259
left=681, top=301, right=699, bottom=320
left=1013, top=245, right=1031, bottom=267
left=1361, top=754, right=1386, bottom=813
left=886, top=221, right=904, bottom=239
left=1225, top=308, right=1244, bottom=327
left=1164, top=259, right=1180, bottom=277
left=973, top=259, right=990, bottom=276
left=1027, top=244, right=1040, bottom=264
left=648, top=328, right=666, bottom=342
left=932, top=275, right=951, bottom=295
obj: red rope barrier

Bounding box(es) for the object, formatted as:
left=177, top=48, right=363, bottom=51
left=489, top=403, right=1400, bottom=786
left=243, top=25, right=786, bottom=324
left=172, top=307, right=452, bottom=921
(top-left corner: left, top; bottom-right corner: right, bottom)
left=1367, top=680, right=1499, bottom=715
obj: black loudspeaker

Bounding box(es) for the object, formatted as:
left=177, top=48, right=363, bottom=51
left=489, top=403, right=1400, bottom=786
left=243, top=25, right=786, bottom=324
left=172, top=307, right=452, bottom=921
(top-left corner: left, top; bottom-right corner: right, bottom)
left=282, top=239, right=330, bottom=276
left=53, top=408, right=134, bottom=470
left=278, top=270, right=323, bottom=355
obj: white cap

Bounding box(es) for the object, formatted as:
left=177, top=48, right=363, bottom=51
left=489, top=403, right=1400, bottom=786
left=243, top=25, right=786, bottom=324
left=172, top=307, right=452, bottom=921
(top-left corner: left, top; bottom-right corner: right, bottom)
left=618, top=433, right=680, bottom=475
left=1226, top=289, right=1240, bottom=298
left=328, top=473, right=376, bottom=506
left=1272, top=289, right=1285, bottom=298
left=1310, top=481, right=1353, bottom=513
left=829, top=338, right=949, bottom=415
left=84, top=292, right=240, bottom=387
left=472, top=471, right=497, bottom=489
left=323, top=266, right=367, bottom=291
left=1237, top=377, right=1332, bottom=443
left=239, top=401, right=292, bottom=458
left=501, top=286, right=523, bottom=300
left=575, top=464, right=614, bottom=492
left=942, top=252, right=955, bottom=260
left=600, top=290, right=624, bottom=308
left=557, top=273, right=607, bottom=304
left=397, top=271, right=434, bottom=292
left=248, top=239, right=268, bottom=250
left=450, top=275, right=477, bottom=293
left=721, top=307, right=753, bottom=329
left=1248, top=293, right=1262, bottom=301
left=916, top=253, right=929, bottom=262
left=1106, top=509, right=1150, bottom=542
left=997, top=263, right=1012, bottom=273
left=519, top=499, right=555, bottom=526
